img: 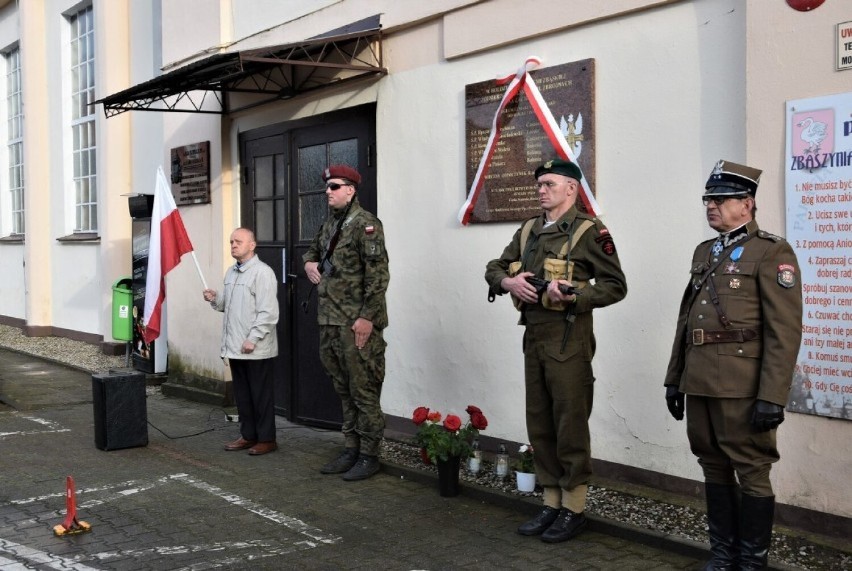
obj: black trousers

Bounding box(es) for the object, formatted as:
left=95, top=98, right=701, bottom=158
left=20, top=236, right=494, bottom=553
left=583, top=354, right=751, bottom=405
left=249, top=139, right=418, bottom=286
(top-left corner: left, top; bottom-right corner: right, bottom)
left=230, top=358, right=276, bottom=443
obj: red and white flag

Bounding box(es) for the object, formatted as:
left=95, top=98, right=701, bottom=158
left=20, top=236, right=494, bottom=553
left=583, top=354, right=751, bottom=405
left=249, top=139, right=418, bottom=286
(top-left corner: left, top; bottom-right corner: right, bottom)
left=142, top=167, right=194, bottom=343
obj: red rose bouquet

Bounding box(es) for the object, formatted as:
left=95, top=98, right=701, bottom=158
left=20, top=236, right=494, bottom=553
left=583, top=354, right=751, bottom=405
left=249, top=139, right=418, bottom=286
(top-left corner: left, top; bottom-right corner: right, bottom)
left=412, top=404, right=488, bottom=463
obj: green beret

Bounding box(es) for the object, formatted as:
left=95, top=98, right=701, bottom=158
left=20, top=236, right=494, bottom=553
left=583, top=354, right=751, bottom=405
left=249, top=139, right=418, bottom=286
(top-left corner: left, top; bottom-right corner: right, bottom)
left=534, top=159, right=582, bottom=181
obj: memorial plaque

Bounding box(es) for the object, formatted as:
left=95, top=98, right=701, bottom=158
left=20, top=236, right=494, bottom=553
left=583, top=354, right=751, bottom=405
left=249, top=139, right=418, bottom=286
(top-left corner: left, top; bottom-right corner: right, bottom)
left=170, top=141, right=211, bottom=205
left=465, top=60, right=595, bottom=223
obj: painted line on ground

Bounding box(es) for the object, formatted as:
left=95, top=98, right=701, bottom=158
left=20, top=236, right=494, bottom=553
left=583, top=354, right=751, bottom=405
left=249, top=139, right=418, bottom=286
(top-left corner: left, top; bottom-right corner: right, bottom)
left=0, top=537, right=103, bottom=570
left=0, top=413, right=70, bottom=438
left=3, top=473, right=340, bottom=568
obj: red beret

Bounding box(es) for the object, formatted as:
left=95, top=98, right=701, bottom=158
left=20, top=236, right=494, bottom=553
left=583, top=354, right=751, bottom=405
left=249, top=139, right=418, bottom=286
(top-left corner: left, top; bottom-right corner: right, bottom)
left=322, top=164, right=362, bottom=185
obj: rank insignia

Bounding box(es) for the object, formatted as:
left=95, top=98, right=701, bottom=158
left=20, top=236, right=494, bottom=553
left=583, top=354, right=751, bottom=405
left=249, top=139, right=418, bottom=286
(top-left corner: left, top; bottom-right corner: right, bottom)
left=365, top=225, right=375, bottom=235
left=729, top=278, right=741, bottom=289
left=724, top=262, right=740, bottom=274
left=777, top=264, right=796, bottom=288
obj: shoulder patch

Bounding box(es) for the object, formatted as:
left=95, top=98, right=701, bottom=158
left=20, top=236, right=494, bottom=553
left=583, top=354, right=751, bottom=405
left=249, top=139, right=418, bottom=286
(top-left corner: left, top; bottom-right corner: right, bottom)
left=777, top=264, right=796, bottom=288
left=594, top=227, right=616, bottom=256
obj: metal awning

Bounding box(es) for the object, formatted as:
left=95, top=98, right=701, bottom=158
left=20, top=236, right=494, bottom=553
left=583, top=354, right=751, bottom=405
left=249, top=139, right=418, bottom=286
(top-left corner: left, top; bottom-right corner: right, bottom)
left=96, top=15, right=386, bottom=117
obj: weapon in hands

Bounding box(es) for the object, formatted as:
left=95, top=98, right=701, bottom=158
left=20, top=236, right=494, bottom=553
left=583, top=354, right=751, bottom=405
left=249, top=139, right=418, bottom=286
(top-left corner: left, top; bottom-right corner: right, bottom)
left=525, top=276, right=581, bottom=297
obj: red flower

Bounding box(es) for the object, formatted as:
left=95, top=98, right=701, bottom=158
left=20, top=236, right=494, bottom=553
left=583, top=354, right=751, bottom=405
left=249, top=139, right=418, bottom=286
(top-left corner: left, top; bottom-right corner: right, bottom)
left=443, top=414, right=462, bottom=432
left=469, top=411, right=488, bottom=430
left=427, top=411, right=442, bottom=423
left=465, top=405, right=482, bottom=415
left=412, top=406, right=429, bottom=426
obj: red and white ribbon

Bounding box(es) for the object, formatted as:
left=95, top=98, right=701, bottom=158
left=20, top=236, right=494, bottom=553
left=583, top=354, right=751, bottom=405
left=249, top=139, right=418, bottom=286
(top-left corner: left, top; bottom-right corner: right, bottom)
left=458, top=57, right=600, bottom=225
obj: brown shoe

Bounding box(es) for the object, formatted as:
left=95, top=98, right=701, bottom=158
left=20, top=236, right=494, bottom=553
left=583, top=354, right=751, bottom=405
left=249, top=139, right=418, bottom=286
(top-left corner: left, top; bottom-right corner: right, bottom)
left=248, top=441, right=278, bottom=456
left=224, top=438, right=257, bottom=451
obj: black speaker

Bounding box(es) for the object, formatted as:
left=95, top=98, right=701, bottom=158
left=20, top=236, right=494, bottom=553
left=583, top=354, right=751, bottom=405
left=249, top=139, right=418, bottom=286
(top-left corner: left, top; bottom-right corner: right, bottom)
left=128, top=194, right=154, bottom=219
left=92, top=371, right=148, bottom=450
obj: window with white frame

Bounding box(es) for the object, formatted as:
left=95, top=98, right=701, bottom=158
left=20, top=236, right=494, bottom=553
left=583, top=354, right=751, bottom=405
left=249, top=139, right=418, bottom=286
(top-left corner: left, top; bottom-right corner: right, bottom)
left=5, top=47, right=23, bottom=235
left=70, top=5, right=97, bottom=233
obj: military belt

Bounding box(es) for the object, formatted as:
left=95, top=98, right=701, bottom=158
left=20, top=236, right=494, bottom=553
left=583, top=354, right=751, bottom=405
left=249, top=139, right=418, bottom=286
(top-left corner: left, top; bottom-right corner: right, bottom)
left=689, top=328, right=758, bottom=346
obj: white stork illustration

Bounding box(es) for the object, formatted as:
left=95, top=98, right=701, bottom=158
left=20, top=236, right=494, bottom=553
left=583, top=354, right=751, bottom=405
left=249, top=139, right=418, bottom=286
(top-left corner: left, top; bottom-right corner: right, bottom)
left=796, top=117, right=827, bottom=155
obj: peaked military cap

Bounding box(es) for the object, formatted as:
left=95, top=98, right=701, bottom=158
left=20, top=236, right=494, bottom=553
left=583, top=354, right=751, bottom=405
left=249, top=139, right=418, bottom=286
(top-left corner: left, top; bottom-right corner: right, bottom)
left=322, top=164, right=362, bottom=186
left=704, top=159, right=762, bottom=197
left=534, top=158, right=583, bottom=182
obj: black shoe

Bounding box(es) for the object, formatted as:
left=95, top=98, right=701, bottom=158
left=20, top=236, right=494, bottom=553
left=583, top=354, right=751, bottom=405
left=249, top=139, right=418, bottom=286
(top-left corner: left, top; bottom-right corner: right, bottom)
left=517, top=506, right=560, bottom=536
left=320, top=448, right=359, bottom=474
left=541, top=509, right=587, bottom=543
left=342, top=454, right=380, bottom=481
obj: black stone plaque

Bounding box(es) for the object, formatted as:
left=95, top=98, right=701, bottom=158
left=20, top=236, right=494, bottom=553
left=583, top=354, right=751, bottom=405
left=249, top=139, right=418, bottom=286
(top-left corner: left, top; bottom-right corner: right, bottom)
left=170, top=141, right=211, bottom=205
left=465, top=60, right=595, bottom=223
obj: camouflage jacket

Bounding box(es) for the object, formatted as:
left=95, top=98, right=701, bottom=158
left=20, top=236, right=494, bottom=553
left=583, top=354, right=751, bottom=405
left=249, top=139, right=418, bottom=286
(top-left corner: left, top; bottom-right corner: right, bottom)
left=303, top=198, right=390, bottom=329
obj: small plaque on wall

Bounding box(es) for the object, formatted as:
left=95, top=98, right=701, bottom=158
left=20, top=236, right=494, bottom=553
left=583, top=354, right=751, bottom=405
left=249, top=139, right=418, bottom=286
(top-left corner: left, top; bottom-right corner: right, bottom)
left=170, top=141, right=211, bottom=205
left=465, top=60, right=595, bottom=223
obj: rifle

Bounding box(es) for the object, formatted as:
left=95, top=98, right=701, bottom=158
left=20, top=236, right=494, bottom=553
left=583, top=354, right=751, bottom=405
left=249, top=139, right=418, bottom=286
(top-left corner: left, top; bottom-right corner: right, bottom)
left=301, top=199, right=354, bottom=313
left=525, top=276, right=582, bottom=298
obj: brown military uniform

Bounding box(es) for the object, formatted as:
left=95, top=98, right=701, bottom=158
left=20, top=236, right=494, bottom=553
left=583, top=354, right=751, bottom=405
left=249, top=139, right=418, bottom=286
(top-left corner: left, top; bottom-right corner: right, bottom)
left=664, top=219, right=803, bottom=495
left=485, top=206, right=627, bottom=502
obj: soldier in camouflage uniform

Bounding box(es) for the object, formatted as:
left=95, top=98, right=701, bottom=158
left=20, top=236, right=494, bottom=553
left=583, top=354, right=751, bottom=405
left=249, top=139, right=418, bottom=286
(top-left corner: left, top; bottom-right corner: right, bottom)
left=664, top=160, right=802, bottom=571
left=485, top=159, right=627, bottom=543
left=303, top=165, right=390, bottom=481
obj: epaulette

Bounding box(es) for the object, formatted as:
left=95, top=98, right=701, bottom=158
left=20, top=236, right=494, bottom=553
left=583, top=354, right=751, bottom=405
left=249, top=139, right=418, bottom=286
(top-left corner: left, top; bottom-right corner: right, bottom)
left=757, top=230, right=784, bottom=242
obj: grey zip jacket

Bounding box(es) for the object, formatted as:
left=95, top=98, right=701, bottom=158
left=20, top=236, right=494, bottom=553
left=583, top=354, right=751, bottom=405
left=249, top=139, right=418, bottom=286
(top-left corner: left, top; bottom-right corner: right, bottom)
left=210, top=254, right=279, bottom=360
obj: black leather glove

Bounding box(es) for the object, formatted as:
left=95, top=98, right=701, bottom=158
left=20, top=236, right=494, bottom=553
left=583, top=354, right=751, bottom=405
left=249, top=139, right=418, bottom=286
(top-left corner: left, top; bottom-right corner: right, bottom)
left=665, top=385, right=685, bottom=421
left=751, top=399, right=785, bottom=432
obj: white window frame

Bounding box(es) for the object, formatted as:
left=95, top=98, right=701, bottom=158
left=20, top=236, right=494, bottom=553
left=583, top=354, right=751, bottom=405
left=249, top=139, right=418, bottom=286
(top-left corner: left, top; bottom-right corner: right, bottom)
left=5, top=46, right=24, bottom=236
left=69, top=4, right=97, bottom=234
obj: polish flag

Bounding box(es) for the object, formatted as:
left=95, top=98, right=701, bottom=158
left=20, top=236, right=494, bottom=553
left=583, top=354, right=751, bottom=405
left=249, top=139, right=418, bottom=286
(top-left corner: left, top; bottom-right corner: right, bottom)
left=142, top=167, right=194, bottom=343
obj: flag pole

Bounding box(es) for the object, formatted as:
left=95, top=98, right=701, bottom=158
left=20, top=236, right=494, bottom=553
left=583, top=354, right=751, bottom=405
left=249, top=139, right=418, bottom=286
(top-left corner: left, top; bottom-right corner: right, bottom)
left=190, top=251, right=209, bottom=290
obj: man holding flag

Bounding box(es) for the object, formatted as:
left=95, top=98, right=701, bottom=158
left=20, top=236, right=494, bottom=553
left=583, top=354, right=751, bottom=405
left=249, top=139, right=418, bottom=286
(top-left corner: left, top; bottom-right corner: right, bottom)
left=203, top=228, right=279, bottom=455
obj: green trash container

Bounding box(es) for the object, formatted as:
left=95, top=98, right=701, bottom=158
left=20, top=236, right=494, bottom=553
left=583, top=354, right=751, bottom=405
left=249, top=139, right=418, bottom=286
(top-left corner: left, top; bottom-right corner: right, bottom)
left=112, top=278, right=133, bottom=342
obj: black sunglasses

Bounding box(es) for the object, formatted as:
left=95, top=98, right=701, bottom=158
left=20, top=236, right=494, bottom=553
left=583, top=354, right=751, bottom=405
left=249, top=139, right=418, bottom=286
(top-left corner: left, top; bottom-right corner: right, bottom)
left=326, top=182, right=351, bottom=191
left=702, top=196, right=745, bottom=206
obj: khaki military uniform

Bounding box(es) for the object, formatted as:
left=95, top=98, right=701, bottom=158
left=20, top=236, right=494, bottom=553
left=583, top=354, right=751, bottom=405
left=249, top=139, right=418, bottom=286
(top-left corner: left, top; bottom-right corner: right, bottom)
left=485, top=206, right=627, bottom=505
left=664, top=219, right=802, bottom=496
left=304, top=198, right=390, bottom=456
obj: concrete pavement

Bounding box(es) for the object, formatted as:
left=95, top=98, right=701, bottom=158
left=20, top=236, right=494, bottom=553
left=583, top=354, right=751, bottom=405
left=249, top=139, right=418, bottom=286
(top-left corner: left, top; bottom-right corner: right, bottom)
left=0, top=348, right=759, bottom=570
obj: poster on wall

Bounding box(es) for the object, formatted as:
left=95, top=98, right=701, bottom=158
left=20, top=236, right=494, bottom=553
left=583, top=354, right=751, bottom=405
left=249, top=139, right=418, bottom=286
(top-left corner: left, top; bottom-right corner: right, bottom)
left=785, top=92, right=852, bottom=420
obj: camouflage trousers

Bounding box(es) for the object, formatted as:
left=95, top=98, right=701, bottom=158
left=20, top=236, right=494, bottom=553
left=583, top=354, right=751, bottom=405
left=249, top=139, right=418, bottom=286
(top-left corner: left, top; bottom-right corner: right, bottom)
left=319, top=325, right=386, bottom=456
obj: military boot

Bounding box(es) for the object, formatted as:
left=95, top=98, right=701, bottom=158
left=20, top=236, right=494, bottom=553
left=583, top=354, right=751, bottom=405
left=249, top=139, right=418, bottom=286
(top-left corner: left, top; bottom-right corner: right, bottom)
left=738, top=494, right=775, bottom=570
left=342, top=454, right=380, bottom=481
left=702, top=483, right=740, bottom=570
left=320, top=448, right=359, bottom=474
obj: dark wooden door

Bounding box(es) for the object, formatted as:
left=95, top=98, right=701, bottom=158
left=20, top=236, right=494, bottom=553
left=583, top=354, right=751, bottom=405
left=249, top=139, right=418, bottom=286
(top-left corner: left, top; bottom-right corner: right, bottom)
left=240, top=104, right=377, bottom=428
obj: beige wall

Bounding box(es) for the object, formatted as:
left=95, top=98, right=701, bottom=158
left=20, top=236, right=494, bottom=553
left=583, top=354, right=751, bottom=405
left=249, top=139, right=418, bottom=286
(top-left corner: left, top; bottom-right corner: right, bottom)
left=745, top=0, right=851, bottom=516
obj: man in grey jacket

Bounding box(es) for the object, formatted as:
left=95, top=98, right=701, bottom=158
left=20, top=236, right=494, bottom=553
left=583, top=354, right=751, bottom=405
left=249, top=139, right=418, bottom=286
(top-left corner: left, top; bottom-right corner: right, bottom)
left=203, top=228, right=279, bottom=455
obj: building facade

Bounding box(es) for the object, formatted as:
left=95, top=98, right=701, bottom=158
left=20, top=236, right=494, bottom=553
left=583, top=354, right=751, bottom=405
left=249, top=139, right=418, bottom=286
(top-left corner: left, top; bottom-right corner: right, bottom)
left=0, top=0, right=848, bottom=533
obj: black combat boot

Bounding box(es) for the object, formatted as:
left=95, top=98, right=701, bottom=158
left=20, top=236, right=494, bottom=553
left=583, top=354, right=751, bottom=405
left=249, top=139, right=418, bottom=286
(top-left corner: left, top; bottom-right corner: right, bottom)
left=342, top=453, right=380, bottom=481
left=738, top=494, right=775, bottom=571
left=320, top=447, right=359, bottom=474
left=517, top=506, right=560, bottom=536
left=702, top=483, right=741, bottom=570
left=540, top=509, right=587, bottom=543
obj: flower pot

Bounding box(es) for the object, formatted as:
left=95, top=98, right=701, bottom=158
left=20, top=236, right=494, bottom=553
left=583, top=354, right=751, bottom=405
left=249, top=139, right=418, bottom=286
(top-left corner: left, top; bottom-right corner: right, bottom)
left=516, top=471, right=536, bottom=492
left=436, top=455, right=461, bottom=497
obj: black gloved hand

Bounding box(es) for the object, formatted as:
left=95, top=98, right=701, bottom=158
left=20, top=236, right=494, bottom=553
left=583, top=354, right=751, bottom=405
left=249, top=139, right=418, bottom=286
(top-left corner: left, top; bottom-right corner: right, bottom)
left=751, top=399, right=785, bottom=432
left=665, top=385, right=685, bottom=421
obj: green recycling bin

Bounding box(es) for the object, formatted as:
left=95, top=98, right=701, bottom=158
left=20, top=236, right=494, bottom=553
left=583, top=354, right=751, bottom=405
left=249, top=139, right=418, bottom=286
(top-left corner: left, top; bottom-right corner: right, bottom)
left=112, top=278, right=133, bottom=342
